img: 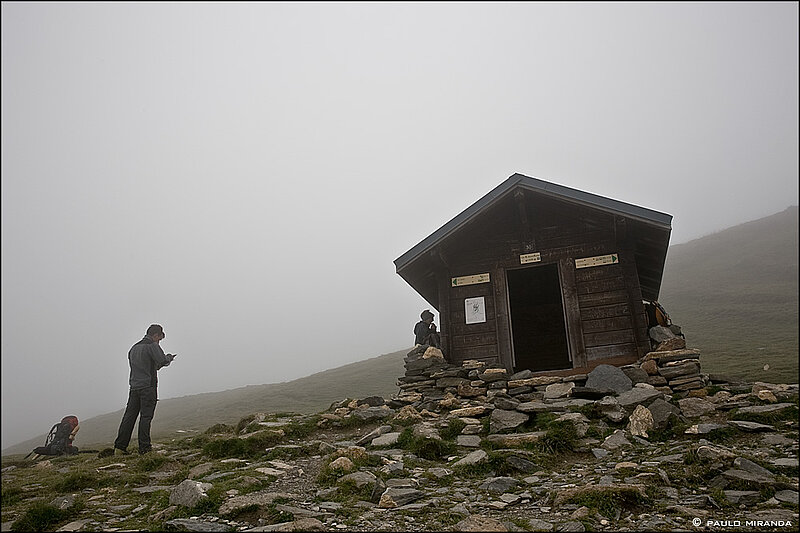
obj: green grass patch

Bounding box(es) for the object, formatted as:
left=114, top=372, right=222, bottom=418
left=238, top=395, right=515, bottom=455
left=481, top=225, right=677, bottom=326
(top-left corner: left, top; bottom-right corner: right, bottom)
left=204, top=423, right=235, bottom=435
left=562, top=486, right=647, bottom=518
left=534, top=420, right=579, bottom=455
left=202, top=430, right=286, bottom=459
left=10, top=502, right=76, bottom=532
left=439, top=419, right=466, bottom=441
left=235, top=415, right=258, bottom=434
left=729, top=406, right=799, bottom=426
left=1, top=486, right=24, bottom=506
left=434, top=510, right=464, bottom=527
left=452, top=451, right=508, bottom=478
left=704, top=426, right=739, bottom=443
left=136, top=454, right=169, bottom=472
left=337, top=479, right=375, bottom=501
left=282, top=416, right=321, bottom=439
left=50, top=471, right=99, bottom=492
left=396, top=427, right=456, bottom=460
left=648, top=420, right=690, bottom=442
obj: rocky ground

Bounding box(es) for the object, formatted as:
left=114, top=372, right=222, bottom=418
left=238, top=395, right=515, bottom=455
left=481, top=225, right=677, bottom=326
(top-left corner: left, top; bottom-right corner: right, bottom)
left=1, top=345, right=798, bottom=532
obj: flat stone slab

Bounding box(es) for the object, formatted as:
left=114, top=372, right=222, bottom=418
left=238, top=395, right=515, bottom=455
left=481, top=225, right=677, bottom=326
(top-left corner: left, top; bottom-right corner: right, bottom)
left=485, top=432, right=546, bottom=447
left=378, top=487, right=425, bottom=508
left=735, top=403, right=795, bottom=414
left=721, top=469, right=776, bottom=488
left=685, top=423, right=729, bottom=435
left=678, top=397, right=716, bottom=418
left=456, top=435, right=482, bottom=447
left=733, top=457, right=775, bottom=478
left=508, top=376, right=563, bottom=387
left=775, top=490, right=799, bottom=505
left=372, top=432, right=401, bottom=446
left=489, top=408, right=529, bottom=433
left=218, top=490, right=297, bottom=515
left=449, top=406, right=491, bottom=418
left=722, top=491, right=760, bottom=506
left=616, top=387, right=663, bottom=412
left=452, top=449, right=488, bottom=467
left=164, top=519, right=231, bottom=532
left=728, top=420, right=775, bottom=432
left=478, top=476, right=518, bottom=494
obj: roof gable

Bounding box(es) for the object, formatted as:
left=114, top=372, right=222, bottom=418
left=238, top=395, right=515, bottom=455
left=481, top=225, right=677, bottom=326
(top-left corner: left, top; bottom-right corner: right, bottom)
left=395, top=173, right=673, bottom=304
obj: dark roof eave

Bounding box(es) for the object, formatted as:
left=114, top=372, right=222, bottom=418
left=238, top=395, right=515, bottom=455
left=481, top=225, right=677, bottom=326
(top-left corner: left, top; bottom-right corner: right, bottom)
left=395, top=173, right=672, bottom=273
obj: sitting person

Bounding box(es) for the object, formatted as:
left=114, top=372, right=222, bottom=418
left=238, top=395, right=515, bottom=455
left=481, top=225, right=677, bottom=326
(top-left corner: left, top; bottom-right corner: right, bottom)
left=414, top=309, right=441, bottom=349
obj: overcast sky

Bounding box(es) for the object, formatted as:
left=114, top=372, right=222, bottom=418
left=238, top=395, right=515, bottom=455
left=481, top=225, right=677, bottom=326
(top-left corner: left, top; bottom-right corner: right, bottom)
left=2, top=2, right=797, bottom=449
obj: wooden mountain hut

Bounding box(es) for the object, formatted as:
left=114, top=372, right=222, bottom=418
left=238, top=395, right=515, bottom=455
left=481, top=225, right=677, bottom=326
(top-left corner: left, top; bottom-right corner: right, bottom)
left=394, top=173, right=673, bottom=375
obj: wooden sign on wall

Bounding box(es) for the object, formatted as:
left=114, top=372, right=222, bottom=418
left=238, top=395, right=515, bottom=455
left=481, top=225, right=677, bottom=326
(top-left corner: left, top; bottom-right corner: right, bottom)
left=520, top=252, right=542, bottom=264
left=451, top=273, right=490, bottom=287
left=575, top=253, right=619, bottom=269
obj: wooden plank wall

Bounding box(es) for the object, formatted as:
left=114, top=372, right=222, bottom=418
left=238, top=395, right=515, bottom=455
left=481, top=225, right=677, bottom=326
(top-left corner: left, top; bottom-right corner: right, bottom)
left=575, top=262, right=639, bottom=362
left=447, top=280, right=498, bottom=365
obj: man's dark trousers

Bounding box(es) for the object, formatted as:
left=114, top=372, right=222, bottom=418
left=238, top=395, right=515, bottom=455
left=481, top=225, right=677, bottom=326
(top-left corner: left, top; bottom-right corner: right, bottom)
left=114, top=387, right=158, bottom=453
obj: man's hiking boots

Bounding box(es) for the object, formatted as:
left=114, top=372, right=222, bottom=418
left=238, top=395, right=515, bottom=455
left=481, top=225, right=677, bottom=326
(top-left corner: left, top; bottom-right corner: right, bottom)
left=114, top=447, right=130, bottom=456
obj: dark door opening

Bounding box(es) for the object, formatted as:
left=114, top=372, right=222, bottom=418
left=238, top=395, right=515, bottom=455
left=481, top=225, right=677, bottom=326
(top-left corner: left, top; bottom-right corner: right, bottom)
left=507, top=264, right=571, bottom=372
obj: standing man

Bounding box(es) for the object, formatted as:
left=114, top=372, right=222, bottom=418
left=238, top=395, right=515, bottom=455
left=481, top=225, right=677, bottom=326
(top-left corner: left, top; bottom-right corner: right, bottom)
left=114, top=324, right=177, bottom=455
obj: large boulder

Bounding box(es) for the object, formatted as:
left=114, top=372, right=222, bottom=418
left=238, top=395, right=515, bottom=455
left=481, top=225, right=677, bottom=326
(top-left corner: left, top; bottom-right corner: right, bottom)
left=585, top=365, right=633, bottom=394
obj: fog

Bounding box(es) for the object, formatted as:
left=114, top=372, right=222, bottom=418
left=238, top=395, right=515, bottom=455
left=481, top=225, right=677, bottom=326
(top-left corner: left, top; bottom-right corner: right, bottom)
left=2, top=2, right=797, bottom=450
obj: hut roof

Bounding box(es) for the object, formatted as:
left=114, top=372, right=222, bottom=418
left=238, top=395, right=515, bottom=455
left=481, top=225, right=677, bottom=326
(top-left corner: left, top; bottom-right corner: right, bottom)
left=395, top=173, right=672, bottom=306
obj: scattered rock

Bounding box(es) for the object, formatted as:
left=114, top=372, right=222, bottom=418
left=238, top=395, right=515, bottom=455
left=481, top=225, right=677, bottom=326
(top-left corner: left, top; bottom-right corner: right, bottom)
left=728, top=420, right=775, bottom=432
left=627, top=404, right=654, bottom=438
left=338, top=471, right=377, bottom=489
left=378, top=487, right=425, bottom=508
left=678, top=397, right=716, bottom=418
left=169, top=480, right=212, bottom=508
left=452, top=449, right=489, bottom=467
left=544, top=382, right=575, bottom=399
left=602, top=430, right=632, bottom=451
left=164, top=518, right=232, bottom=532
left=478, top=476, right=518, bottom=494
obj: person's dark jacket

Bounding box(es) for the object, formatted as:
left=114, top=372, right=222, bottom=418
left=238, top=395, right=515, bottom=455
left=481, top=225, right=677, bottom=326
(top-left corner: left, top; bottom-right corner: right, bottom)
left=414, top=321, right=432, bottom=345
left=128, top=337, right=174, bottom=390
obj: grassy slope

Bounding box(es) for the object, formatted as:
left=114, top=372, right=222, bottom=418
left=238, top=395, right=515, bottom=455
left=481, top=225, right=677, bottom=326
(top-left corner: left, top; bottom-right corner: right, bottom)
left=659, top=206, right=798, bottom=383
left=2, top=348, right=408, bottom=456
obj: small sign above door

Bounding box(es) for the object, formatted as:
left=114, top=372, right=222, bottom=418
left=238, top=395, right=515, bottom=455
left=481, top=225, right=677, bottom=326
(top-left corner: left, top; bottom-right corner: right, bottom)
left=575, top=253, right=619, bottom=269
left=520, top=252, right=541, bottom=264
left=451, top=273, right=490, bottom=287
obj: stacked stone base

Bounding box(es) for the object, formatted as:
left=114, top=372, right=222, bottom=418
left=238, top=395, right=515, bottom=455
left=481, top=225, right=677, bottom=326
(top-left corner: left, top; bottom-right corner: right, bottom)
left=392, top=338, right=706, bottom=410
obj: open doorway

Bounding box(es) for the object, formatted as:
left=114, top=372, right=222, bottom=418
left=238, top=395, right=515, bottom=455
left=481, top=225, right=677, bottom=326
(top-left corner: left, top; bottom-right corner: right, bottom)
left=507, top=264, right=571, bottom=372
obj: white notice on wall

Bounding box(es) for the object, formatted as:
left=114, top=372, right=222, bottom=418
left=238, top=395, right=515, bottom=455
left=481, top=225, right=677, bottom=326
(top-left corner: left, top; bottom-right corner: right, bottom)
left=465, top=297, right=486, bottom=324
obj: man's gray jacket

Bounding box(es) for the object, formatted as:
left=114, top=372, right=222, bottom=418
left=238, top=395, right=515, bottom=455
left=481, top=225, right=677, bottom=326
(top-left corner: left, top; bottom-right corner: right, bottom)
left=128, top=336, right=174, bottom=390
